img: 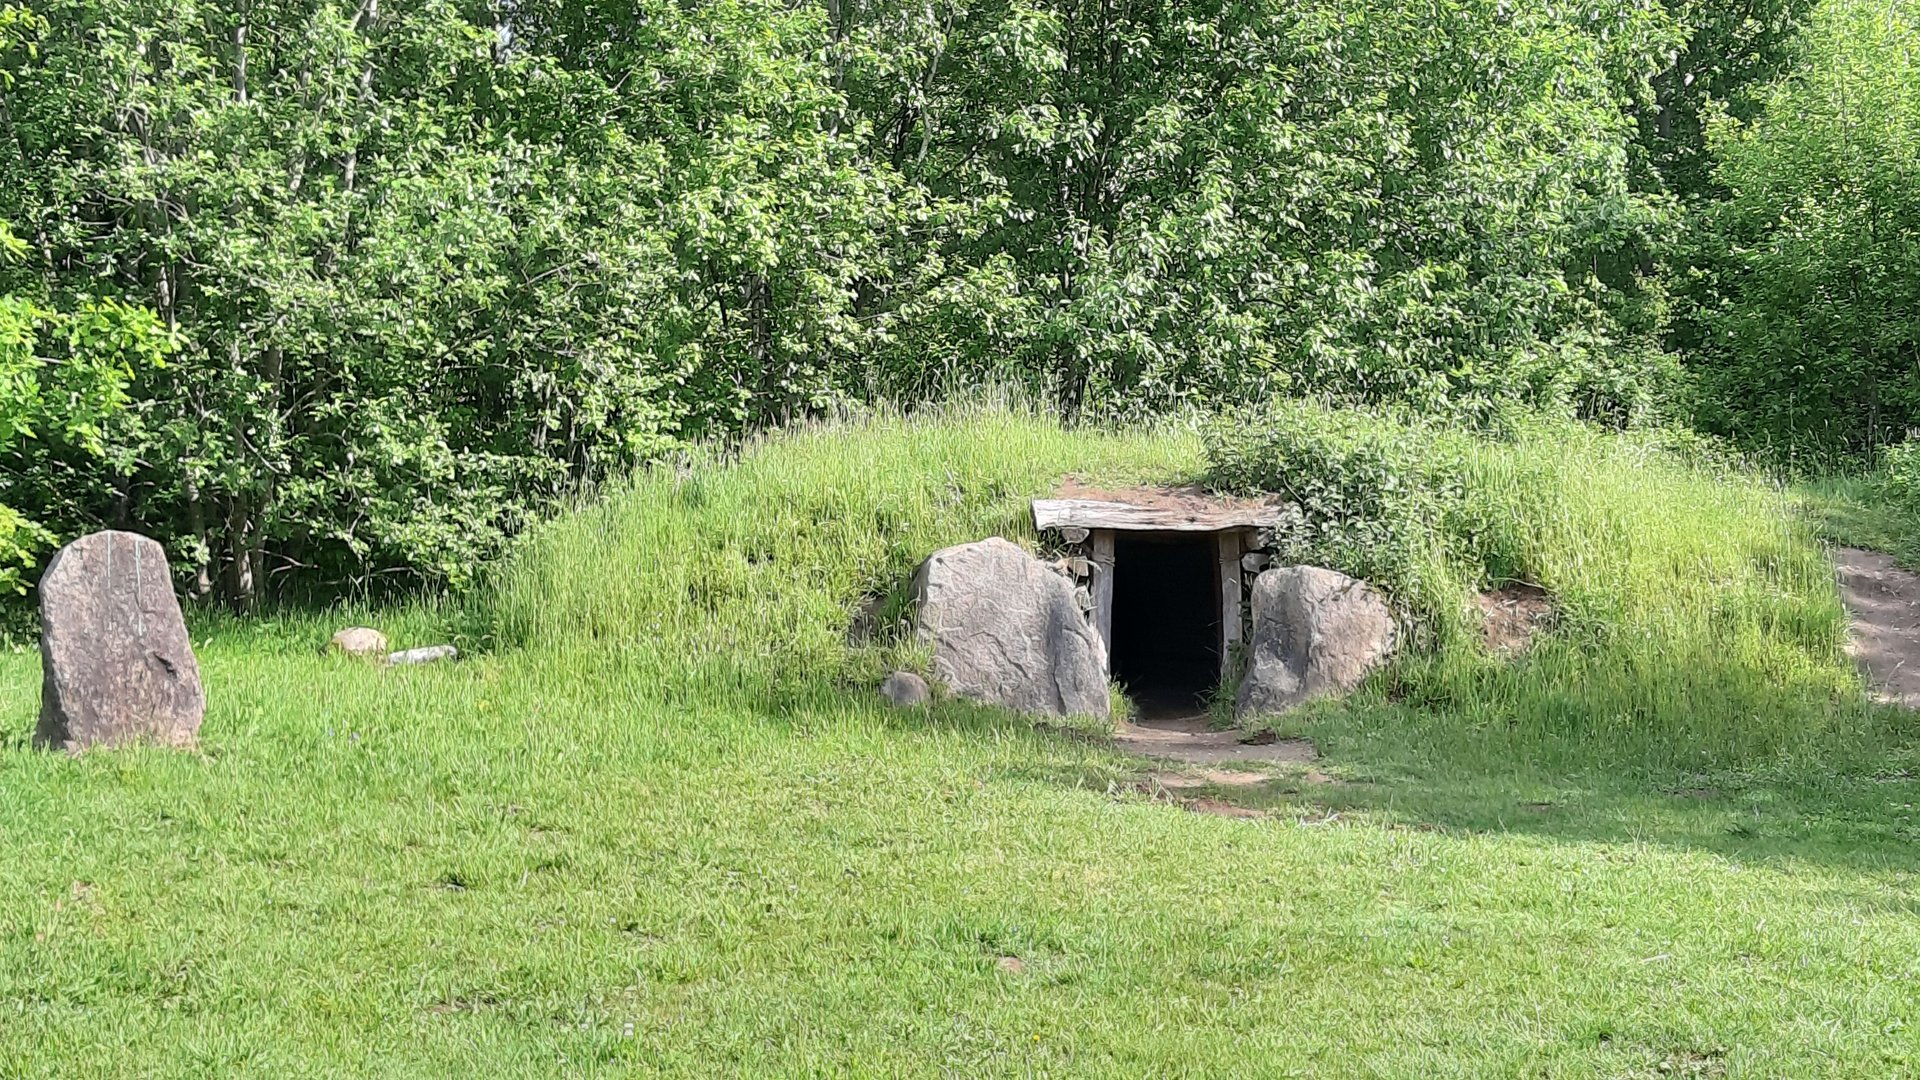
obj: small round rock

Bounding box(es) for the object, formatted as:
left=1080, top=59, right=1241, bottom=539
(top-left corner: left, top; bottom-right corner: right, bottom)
left=327, top=627, right=389, bottom=658
left=880, top=671, right=931, bottom=708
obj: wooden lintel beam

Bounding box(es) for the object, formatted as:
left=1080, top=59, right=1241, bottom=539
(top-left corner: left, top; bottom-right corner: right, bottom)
left=1033, top=499, right=1284, bottom=533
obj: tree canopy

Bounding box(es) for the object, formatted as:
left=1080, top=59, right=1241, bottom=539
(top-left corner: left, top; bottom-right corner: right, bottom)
left=1, top=0, right=1908, bottom=607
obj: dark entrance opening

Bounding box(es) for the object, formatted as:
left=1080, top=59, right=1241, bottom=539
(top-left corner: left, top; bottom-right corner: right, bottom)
left=1110, top=533, right=1220, bottom=719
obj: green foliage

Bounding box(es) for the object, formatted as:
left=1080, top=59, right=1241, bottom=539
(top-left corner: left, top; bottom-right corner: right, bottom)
left=0, top=0, right=919, bottom=605
left=1205, top=401, right=1465, bottom=612
left=1643, top=0, right=1818, bottom=197
left=1880, top=439, right=1920, bottom=511
left=1683, top=0, right=1920, bottom=460
left=0, top=219, right=170, bottom=592
left=0, top=0, right=1702, bottom=609
left=856, top=0, right=1684, bottom=421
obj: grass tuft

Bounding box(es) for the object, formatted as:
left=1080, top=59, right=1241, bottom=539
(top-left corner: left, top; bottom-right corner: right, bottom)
left=1210, top=403, right=1875, bottom=769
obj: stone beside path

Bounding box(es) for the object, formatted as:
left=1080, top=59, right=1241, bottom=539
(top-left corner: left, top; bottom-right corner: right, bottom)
left=1237, top=565, right=1396, bottom=719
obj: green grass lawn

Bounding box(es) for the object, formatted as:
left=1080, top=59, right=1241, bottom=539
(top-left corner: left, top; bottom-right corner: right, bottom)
left=6, top=641, right=1920, bottom=1077
left=4, top=406, right=1919, bottom=1077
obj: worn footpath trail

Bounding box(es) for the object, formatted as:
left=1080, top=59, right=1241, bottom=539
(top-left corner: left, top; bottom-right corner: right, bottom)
left=1834, top=546, right=1920, bottom=708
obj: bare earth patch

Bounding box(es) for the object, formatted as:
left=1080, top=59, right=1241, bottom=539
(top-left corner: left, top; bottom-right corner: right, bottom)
left=1474, top=582, right=1554, bottom=657
left=1184, top=798, right=1268, bottom=820
left=1114, top=715, right=1317, bottom=765
left=1147, top=768, right=1275, bottom=790
left=1834, top=547, right=1920, bottom=709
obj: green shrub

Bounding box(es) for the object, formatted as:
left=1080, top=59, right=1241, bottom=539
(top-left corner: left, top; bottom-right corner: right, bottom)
left=1878, top=440, right=1920, bottom=512
left=1684, top=0, right=1920, bottom=459
left=1203, top=401, right=1472, bottom=644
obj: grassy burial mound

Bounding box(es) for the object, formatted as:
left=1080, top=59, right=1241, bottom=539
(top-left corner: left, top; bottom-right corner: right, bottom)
left=2, top=404, right=1917, bottom=1077
left=493, top=399, right=1873, bottom=767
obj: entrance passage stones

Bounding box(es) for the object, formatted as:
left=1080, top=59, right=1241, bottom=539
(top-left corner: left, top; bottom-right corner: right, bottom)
left=1238, top=565, right=1395, bottom=718
left=37, top=530, right=205, bottom=751
left=912, top=537, right=1110, bottom=719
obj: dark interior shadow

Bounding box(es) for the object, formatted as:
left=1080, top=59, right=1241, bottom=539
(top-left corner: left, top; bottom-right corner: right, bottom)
left=1110, top=533, right=1220, bottom=720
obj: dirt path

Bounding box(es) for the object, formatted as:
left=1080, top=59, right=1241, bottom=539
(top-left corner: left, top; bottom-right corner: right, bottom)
left=1114, top=714, right=1318, bottom=765
left=1834, top=547, right=1920, bottom=709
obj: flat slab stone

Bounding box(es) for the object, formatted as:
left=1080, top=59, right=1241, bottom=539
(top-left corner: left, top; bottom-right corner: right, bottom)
left=37, top=530, right=204, bottom=750
left=1115, top=716, right=1318, bottom=765
left=1032, top=498, right=1284, bottom=533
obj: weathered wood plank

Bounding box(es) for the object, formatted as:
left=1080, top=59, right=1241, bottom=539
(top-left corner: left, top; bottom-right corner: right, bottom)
left=1091, top=529, right=1116, bottom=671
left=1216, top=531, right=1243, bottom=685
left=1033, top=498, right=1284, bottom=533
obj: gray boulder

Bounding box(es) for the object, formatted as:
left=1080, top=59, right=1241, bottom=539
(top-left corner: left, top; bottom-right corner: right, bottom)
left=912, top=538, right=1109, bottom=718
left=879, top=671, right=931, bottom=708
left=1237, top=565, right=1395, bottom=718
left=37, top=530, right=205, bottom=751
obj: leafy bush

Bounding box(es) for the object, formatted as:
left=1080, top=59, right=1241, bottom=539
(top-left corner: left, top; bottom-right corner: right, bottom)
left=0, top=213, right=171, bottom=595
left=1204, top=401, right=1466, bottom=616
left=1878, top=440, right=1920, bottom=512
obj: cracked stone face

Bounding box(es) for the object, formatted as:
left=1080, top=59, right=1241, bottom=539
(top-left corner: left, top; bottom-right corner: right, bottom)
left=912, top=537, right=1109, bottom=719
left=37, top=530, right=205, bottom=751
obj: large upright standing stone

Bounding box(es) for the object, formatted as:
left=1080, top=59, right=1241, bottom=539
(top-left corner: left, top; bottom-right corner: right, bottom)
left=912, top=537, right=1109, bottom=719
left=1237, top=565, right=1396, bottom=719
left=37, top=530, right=204, bottom=750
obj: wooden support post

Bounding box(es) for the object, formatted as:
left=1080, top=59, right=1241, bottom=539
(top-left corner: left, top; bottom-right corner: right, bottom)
left=1091, top=529, right=1116, bottom=671
left=1217, top=530, right=1243, bottom=685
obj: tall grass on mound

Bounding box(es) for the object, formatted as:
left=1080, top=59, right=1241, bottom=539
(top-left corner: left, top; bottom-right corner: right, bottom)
left=484, top=403, right=1197, bottom=705
left=1209, top=401, right=1869, bottom=769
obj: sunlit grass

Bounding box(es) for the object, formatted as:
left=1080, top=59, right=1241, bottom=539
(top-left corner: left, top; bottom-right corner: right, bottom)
left=483, top=399, right=1202, bottom=704
left=1350, top=424, right=1872, bottom=771
left=1, top=401, right=1916, bottom=1076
